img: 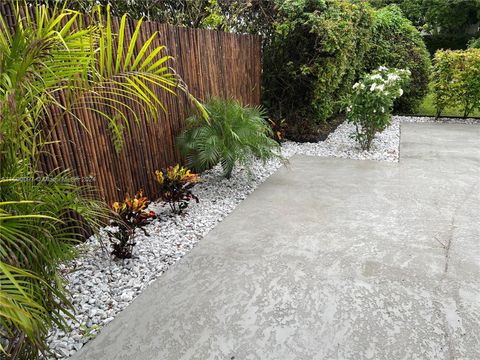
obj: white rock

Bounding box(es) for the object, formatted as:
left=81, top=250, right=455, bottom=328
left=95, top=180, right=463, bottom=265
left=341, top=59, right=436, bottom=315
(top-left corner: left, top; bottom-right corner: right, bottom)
left=103, top=317, right=115, bottom=325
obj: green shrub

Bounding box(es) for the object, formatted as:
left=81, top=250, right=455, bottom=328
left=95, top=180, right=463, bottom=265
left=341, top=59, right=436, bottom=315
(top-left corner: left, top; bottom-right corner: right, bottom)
left=371, top=1, right=480, bottom=34
left=155, top=165, right=200, bottom=214
left=365, top=5, right=431, bottom=113
left=177, top=98, right=281, bottom=178
left=107, top=191, right=156, bottom=259
left=432, top=49, right=480, bottom=118
left=469, top=37, right=480, bottom=49
left=262, top=0, right=374, bottom=141
left=347, top=67, right=410, bottom=150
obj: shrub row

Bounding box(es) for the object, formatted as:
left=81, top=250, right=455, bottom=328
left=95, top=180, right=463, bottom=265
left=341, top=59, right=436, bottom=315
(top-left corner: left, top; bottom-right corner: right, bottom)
left=432, top=49, right=480, bottom=118
left=263, top=1, right=431, bottom=141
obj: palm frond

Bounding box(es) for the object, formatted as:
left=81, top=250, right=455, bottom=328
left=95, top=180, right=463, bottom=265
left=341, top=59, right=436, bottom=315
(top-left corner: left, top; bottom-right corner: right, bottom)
left=85, top=4, right=179, bottom=152
left=0, top=172, right=108, bottom=358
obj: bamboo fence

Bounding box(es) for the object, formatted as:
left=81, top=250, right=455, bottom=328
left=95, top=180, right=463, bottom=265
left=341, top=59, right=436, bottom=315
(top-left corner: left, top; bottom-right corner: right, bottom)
left=0, top=4, right=262, bottom=202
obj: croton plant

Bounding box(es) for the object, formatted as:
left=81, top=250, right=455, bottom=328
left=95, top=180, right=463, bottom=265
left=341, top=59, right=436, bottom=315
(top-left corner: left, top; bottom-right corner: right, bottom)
left=155, top=164, right=200, bottom=214
left=107, top=191, right=156, bottom=259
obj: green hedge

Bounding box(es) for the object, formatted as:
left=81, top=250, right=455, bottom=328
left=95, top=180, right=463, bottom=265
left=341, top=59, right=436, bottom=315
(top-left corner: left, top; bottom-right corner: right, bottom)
left=432, top=49, right=480, bottom=118
left=262, top=1, right=432, bottom=140
left=365, top=5, right=431, bottom=113
left=262, top=0, right=374, bottom=141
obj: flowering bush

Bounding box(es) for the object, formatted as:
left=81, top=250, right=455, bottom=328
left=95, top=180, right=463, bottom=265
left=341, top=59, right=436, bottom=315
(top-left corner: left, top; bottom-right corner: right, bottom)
left=432, top=49, right=480, bottom=118
left=347, top=67, right=410, bottom=151
left=155, top=164, right=200, bottom=214
left=107, top=191, right=156, bottom=259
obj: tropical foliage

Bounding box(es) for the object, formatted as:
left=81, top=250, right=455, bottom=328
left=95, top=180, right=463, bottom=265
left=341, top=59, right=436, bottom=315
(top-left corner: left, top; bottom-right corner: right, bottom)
left=365, top=5, right=431, bottom=113
left=432, top=49, right=480, bottom=118
left=107, top=191, right=156, bottom=259
left=178, top=97, right=281, bottom=178
left=0, top=175, right=107, bottom=358
left=0, top=2, right=197, bottom=358
left=347, top=67, right=410, bottom=150
left=155, top=165, right=200, bottom=214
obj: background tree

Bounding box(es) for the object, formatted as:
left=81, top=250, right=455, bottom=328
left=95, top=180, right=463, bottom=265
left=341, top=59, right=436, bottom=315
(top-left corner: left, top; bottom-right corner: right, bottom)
left=365, top=5, right=431, bottom=112
left=370, top=0, right=424, bottom=26
left=370, top=0, right=480, bottom=53
left=24, top=0, right=278, bottom=33
left=262, top=0, right=374, bottom=141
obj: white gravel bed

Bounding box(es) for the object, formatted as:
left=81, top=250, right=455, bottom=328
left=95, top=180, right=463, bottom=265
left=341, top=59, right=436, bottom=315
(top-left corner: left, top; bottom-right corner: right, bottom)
left=283, top=115, right=479, bottom=162
left=47, top=115, right=478, bottom=358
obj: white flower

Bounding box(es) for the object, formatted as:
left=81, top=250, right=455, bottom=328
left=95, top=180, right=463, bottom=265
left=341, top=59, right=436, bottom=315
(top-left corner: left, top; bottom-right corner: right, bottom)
left=352, top=82, right=360, bottom=89
left=371, top=74, right=382, bottom=80
left=381, top=107, right=385, bottom=113
left=370, top=83, right=376, bottom=92
left=377, top=84, right=385, bottom=92
left=399, top=88, right=404, bottom=96
left=346, top=106, right=352, bottom=112
left=387, top=73, right=400, bottom=81
left=378, top=66, right=388, bottom=71
left=373, top=109, right=376, bottom=113
left=360, top=84, right=366, bottom=90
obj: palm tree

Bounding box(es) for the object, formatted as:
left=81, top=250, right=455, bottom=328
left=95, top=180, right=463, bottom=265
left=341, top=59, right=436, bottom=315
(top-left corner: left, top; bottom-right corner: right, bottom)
left=0, top=2, right=203, bottom=358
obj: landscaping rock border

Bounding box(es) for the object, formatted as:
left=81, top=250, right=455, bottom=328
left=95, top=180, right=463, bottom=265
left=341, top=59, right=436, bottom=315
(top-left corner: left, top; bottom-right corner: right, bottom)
left=47, top=116, right=478, bottom=358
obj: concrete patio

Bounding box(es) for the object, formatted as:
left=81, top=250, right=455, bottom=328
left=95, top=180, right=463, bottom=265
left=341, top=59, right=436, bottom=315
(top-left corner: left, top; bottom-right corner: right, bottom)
left=73, top=123, right=480, bottom=360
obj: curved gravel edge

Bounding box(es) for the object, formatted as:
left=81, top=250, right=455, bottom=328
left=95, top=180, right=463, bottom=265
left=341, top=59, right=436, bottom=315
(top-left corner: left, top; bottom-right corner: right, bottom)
left=47, top=115, right=478, bottom=358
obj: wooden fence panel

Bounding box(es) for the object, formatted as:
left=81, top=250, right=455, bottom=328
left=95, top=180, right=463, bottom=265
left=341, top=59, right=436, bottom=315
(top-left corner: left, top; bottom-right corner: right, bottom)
left=0, top=4, right=262, bottom=203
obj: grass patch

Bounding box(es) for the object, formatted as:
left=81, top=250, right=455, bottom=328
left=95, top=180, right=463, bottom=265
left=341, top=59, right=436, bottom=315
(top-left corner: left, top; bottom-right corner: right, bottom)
left=413, top=91, right=480, bottom=118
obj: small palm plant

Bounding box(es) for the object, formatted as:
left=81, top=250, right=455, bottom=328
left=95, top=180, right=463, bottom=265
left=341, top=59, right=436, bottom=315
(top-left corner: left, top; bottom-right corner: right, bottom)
left=177, top=97, right=281, bottom=178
